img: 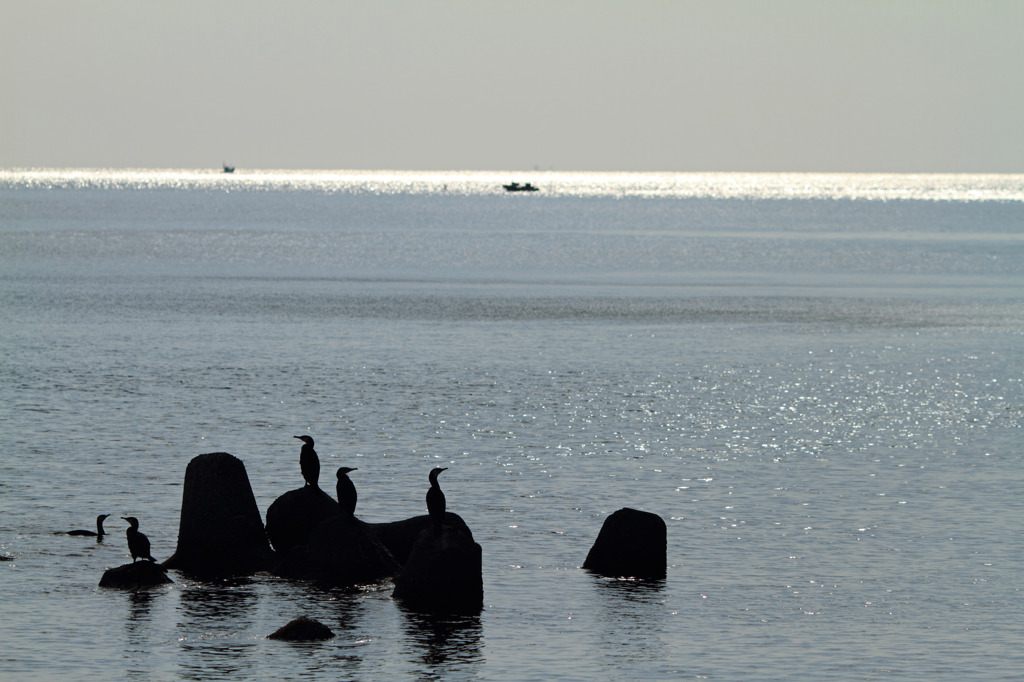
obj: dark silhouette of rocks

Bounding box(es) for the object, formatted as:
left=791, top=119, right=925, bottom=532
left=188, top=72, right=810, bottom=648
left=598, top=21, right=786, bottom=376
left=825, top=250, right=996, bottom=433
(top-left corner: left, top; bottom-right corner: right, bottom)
left=265, top=485, right=339, bottom=553
left=99, top=560, right=173, bottom=588
left=392, top=525, right=483, bottom=615
left=369, top=512, right=473, bottom=565
left=275, top=515, right=400, bottom=587
left=268, top=616, right=334, bottom=641
left=116, top=448, right=490, bottom=609
left=583, top=507, right=667, bottom=579
left=163, top=452, right=276, bottom=577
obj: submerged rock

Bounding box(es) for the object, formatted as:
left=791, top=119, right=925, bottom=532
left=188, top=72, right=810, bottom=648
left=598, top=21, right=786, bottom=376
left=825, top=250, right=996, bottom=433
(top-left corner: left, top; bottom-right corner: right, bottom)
left=99, top=561, right=173, bottom=588
left=163, top=452, right=276, bottom=577
left=268, top=616, right=334, bottom=641
left=370, top=512, right=473, bottom=565
left=265, top=485, right=340, bottom=554
left=583, top=507, right=667, bottom=579
left=275, top=515, right=400, bottom=587
left=393, top=525, right=483, bottom=615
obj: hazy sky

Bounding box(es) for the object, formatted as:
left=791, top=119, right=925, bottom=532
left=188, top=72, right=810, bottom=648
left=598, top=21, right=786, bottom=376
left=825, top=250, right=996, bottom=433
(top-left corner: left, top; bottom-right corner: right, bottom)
left=2, top=0, right=1021, bottom=172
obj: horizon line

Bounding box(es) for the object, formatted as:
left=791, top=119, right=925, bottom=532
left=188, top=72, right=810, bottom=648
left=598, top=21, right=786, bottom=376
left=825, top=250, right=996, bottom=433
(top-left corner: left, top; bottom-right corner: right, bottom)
left=4, top=166, right=1023, bottom=176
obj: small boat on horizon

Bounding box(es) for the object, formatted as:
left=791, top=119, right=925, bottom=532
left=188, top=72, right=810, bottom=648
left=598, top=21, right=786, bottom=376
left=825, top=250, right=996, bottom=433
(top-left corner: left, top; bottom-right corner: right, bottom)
left=222, top=163, right=235, bottom=173
left=503, top=182, right=539, bottom=192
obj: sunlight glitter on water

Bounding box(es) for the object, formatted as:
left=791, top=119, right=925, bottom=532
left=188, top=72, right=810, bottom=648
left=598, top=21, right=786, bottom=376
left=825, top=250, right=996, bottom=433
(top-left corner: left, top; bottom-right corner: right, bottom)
left=2, top=170, right=1023, bottom=680
left=4, top=168, right=1024, bottom=201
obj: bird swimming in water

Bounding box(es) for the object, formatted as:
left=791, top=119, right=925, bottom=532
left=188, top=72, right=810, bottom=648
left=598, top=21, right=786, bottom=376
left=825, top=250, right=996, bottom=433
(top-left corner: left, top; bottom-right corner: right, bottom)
left=122, top=516, right=155, bottom=563
left=426, top=467, right=448, bottom=528
left=66, top=514, right=110, bottom=537
left=294, top=435, right=320, bottom=488
left=336, top=467, right=358, bottom=518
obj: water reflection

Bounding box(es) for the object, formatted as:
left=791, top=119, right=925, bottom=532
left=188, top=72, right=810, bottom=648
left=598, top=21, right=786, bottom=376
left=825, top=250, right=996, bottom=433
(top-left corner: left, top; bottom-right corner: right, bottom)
left=267, top=580, right=368, bottom=635
left=592, top=576, right=667, bottom=670
left=593, top=575, right=666, bottom=600
left=126, top=589, right=155, bottom=634
left=176, top=579, right=258, bottom=681
left=275, top=585, right=368, bottom=680
left=123, top=589, right=156, bottom=679
left=400, top=607, right=484, bottom=679
left=122, top=586, right=173, bottom=679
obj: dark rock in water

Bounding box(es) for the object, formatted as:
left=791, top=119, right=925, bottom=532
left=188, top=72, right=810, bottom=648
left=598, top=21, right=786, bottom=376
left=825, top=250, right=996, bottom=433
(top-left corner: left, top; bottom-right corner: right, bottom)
left=370, top=512, right=473, bottom=565
left=268, top=616, right=334, bottom=641
left=393, top=525, right=483, bottom=615
left=265, top=485, right=340, bottom=554
left=275, top=515, right=400, bottom=587
left=583, top=507, right=667, bottom=579
left=99, top=561, right=173, bottom=588
left=163, top=452, right=276, bottom=577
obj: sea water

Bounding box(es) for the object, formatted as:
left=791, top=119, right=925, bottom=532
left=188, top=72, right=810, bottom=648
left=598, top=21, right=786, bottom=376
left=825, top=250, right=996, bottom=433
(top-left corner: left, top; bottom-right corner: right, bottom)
left=0, top=169, right=1022, bottom=680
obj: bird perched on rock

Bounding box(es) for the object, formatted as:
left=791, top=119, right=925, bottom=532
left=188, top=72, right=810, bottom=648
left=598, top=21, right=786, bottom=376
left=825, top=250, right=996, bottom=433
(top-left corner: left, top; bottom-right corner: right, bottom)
left=122, top=516, right=155, bottom=562
left=66, top=513, right=110, bottom=537
left=426, top=467, right=448, bottom=528
left=336, top=467, right=358, bottom=519
left=294, top=435, right=320, bottom=488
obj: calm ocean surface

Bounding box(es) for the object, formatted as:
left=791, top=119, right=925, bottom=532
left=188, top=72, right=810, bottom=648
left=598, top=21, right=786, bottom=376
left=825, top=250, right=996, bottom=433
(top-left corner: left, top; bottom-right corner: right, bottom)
left=1, top=169, right=1022, bottom=680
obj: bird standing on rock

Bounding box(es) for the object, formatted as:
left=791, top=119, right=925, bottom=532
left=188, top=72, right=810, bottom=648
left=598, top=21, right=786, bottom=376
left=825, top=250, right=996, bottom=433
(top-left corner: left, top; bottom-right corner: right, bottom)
left=122, top=516, right=155, bottom=562
left=294, top=435, right=320, bottom=488
left=426, top=467, right=448, bottom=528
left=336, top=467, right=358, bottom=518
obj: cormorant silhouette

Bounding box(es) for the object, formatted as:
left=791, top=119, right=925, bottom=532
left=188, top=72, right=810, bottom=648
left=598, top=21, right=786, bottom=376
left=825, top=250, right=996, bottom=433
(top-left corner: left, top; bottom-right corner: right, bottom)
left=426, top=467, right=448, bottom=527
left=336, top=467, right=358, bottom=518
left=122, top=516, right=155, bottom=563
left=294, top=435, right=320, bottom=488
left=67, top=514, right=110, bottom=537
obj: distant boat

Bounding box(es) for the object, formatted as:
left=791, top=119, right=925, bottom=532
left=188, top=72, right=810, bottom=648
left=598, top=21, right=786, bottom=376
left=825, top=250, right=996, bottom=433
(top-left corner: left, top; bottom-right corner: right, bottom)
left=222, top=163, right=235, bottom=173
left=503, top=182, right=538, bottom=192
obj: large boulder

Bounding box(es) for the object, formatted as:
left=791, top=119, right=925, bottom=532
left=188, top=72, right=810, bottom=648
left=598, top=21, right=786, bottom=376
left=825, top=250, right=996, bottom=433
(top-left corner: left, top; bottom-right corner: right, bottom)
left=392, top=525, right=483, bottom=615
left=583, top=507, right=666, bottom=579
left=265, top=486, right=340, bottom=553
left=99, top=561, right=173, bottom=588
left=163, top=452, right=276, bottom=577
left=370, top=512, right=473, bottom=565
left=275, top=515, right=400, bottom=587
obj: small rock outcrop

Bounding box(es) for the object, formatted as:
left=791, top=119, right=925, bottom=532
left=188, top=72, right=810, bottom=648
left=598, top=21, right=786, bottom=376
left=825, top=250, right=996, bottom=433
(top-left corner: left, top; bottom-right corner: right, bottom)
left=268, top=616, right=334, bottom=641
left=370, top=512, right=473, bottom=565
left=163, top=452, right=276, bottom=577
left=392, top=525, right=483, bottom=615
left=99, top=561, right=173, bottom=588
left=265, top=485, right=340, bottom=553
left=583, top=507, right=667, bottom=579
left=275, top=515, right=400, bottom=587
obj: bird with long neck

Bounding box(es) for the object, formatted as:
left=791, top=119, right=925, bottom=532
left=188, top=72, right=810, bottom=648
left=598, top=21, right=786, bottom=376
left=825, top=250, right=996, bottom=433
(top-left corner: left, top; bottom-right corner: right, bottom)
left=294, top=435, right=320, bottom=488
left=426, top=467, right=448, bottom=528
left=122, top=516, right=155, bottom=563
left=67, top=514, right=110, bottom=537
left=336, top=467, right=358, bottom=519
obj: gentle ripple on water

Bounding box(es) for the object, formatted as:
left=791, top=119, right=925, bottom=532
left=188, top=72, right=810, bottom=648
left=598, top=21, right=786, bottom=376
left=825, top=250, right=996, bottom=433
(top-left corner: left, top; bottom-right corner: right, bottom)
left=1, top=171, right=1023, bottom=680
